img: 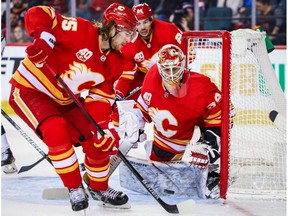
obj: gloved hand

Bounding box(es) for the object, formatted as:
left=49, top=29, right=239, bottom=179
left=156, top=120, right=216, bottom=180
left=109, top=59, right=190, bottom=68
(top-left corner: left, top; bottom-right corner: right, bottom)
left=182, top=140, right=214, bottom=169
left=189, top=141, right=211, bottom=169
left=91, top=120, right=120, bottom=155
left=26, top=27, right=56, bottom=65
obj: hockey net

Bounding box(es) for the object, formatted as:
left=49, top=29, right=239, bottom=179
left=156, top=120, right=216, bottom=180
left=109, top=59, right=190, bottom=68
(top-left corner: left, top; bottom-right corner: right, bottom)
left=183, top=29, right=286, bottom=199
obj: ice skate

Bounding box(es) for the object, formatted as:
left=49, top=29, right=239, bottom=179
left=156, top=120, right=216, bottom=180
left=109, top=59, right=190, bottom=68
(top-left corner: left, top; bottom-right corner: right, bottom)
left=88, top=186, right=130, bottom=209
left=1, top=148, right=17, bottom=174
left=205, top=170, right=220, bottom=199
left=68, top=184, right=89, bottom=211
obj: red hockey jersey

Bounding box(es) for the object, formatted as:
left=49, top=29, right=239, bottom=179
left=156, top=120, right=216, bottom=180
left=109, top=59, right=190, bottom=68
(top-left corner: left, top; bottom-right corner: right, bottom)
left=10, top=6, right=123, bottom=121
left=115, top=19, right=184, bottom=97
left=137, top=65, right=222, bottom=154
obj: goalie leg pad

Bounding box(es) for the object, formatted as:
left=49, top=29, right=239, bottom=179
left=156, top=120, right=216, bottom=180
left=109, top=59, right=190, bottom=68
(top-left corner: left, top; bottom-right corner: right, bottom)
left=119, top=155, right=208, bottom=198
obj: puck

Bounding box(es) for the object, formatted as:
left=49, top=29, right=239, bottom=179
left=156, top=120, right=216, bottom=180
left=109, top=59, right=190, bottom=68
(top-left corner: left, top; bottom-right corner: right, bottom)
left=269, top=110, right=278, bottom=122
left=164, top=189, right=175, bottom=194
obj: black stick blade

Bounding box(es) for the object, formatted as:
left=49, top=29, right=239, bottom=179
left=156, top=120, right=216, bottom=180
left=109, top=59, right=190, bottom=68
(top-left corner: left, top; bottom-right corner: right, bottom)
left=18, top=156, right=46, bottom=174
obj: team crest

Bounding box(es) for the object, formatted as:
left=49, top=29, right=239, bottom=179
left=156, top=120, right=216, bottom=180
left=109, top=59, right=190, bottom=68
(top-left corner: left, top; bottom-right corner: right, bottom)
left=134, top=51, right=145, bottom=62
left=61, top=61, right=104, bottom=92
left=143, top=92, right=152, bottom=105
left=76, top=48, right=93, bottom=62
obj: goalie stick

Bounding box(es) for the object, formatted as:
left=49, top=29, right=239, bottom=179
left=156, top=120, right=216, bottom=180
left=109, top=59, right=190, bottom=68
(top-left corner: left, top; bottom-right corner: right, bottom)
left=44, top=64, right=179, bottom=214
left=1, top=109, right=53, bottom=173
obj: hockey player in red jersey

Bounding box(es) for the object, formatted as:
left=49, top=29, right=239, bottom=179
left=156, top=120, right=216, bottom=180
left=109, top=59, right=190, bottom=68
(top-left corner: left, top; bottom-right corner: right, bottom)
left=121, top=44, right=226, bottom=198
left=112, top=3, right=184, bottom=126
left=8, top=3, right=137, bottom=211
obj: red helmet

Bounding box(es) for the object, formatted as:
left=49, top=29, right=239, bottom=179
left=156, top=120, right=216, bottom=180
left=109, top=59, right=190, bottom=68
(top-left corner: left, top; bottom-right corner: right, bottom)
left=157, top=44, right=186, bottom=85
left=102, top=3, right=137, bottom=32
left=132, top=3, right=153, bottom=20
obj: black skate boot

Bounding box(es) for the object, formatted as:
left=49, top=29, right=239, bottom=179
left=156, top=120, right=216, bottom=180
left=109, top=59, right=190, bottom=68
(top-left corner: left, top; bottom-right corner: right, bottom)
left=205, top=170, right=220, bottom=199
left=88, top=186, right=130, bottom=209
left=68, top=184, right=89, bottom=211
left=1, top=148, right=17, bottom=174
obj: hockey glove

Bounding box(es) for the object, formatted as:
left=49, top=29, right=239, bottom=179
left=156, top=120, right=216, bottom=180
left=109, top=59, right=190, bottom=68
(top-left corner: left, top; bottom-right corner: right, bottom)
left=182, top=141, right=211, bottom=169
left=26, top=27, right=56, bottom=65
left=182, top=130, right=220, bottom=169
left=91, top=120, right=120, bottom=155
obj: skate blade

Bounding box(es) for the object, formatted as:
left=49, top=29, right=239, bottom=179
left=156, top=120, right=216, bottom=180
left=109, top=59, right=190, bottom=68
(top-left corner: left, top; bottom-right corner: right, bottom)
left=2, top=163, right=18, bottom=174
left=97, top=201, right=131, bottom=209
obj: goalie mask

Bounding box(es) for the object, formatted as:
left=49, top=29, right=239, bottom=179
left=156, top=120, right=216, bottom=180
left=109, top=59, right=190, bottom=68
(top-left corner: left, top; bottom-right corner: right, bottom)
left=157, top=44, right=189, bottom=98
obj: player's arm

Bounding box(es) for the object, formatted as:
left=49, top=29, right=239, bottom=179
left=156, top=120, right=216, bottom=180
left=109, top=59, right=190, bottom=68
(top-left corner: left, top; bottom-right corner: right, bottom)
left=182, top=83, right=222, bottom=169
left=114, top=60, right=137, bottom=99
left=85, top=81, right=116, bottom=123
left=84, top=82, right=120, bottom=154
left=24, top=6, right=58, bottom=65
left=25, top=6, right=57, bottom=37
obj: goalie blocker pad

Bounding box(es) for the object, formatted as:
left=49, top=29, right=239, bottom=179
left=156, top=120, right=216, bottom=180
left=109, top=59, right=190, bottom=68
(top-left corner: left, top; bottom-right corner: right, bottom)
left=119, top=155, right=208, bottom=198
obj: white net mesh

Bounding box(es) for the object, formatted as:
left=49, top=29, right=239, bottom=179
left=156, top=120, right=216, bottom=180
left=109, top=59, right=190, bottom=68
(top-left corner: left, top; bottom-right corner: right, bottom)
left=186, top=29, right=286, bottom=199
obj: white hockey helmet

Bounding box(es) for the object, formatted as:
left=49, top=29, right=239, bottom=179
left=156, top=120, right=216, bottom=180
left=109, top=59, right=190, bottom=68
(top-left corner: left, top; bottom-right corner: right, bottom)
left=157, top=44, right=186, bottom=86
left=157, top=44, right=190, bottom=98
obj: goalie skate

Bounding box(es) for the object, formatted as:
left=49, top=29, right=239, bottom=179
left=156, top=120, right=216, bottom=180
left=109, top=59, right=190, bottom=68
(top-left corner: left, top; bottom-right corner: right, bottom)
left=87, top=186, right=131, bottom=209
left=205, top=171, right=220, bottom=199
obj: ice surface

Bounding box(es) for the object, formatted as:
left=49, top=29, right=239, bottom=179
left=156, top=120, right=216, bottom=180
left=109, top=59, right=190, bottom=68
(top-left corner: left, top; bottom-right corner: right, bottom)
left=1, top=115, right=286, bottom=216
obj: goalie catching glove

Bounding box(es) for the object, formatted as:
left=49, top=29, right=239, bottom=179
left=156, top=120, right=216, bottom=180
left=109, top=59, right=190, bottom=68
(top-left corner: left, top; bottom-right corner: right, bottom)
left=91, top=120, right=119, bottom=155
left=26, top=27, right=56, bottom=65
left=182, top=130, right=220, bottom=169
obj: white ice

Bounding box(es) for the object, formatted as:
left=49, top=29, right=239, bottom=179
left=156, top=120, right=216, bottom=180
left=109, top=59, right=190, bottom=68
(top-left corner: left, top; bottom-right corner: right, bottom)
left=1, top=115, right=286, bottom=216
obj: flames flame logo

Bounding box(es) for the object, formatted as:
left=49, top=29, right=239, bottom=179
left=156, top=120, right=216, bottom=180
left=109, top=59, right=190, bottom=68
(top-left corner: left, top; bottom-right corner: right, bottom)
left=60, top=61, right=105, bottom=93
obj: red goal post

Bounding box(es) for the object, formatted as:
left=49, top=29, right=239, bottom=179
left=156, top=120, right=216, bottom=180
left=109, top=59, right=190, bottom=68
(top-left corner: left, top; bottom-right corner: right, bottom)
left=182, top=30, right=286, bottom=199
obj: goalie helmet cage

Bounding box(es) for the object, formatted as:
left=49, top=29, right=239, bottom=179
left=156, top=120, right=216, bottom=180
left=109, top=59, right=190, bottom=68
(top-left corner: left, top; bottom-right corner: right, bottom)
left=182, top=29, right=286, bottom=199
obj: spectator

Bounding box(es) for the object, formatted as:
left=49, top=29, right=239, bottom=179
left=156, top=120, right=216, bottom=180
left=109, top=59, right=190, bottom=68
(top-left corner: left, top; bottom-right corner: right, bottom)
left=1, top=0, right=28, bottom=31
left=2, top=11, right=23, bottom=38
left=153, top=0, right=179, bottom=21
left=90, top=0, right=119, bottom=21
left=76, top=0, right=92, bottom=20
left=170, top=2, right=195, bottom=31
left=11, top=25, right=32, bottom=43
left=237, top=1, right=253, bottom=28
left=256, top=0, right=286, bottom=45
left=43, top=0, right=68, bottom=15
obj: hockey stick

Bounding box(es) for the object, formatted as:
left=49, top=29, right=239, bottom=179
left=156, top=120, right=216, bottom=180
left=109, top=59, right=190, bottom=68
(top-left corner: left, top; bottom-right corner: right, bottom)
left=122, top=86, right=142, bottom=100
left=1, top=109, right=53, bottom=173
left=45, top=64, right=179, bottom=214
left=23, top=86, right=142, bottom=174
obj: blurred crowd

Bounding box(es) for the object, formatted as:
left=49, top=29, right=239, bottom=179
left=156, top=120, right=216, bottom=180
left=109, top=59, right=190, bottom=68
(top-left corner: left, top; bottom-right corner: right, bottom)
left=1, top=0, right=286, bottom=45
